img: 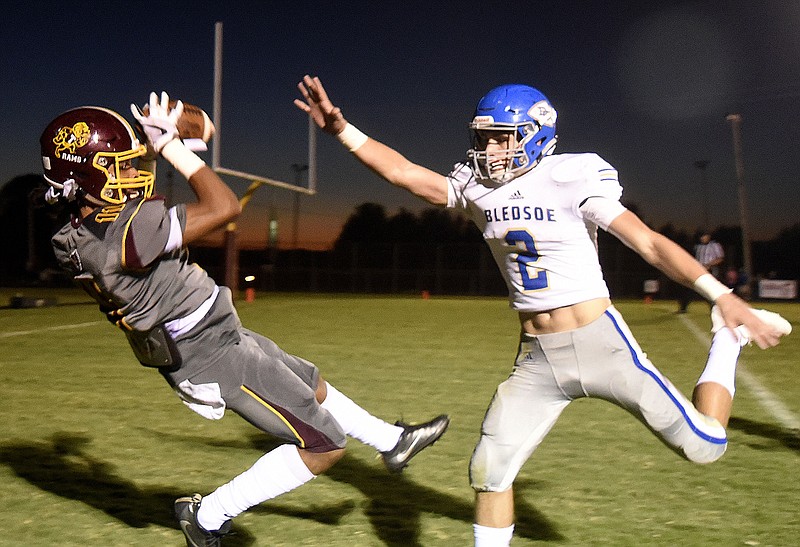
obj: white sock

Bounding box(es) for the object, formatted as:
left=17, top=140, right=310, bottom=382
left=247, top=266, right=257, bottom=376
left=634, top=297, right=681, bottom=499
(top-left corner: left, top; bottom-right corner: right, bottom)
left=197, top=444, right=315, bottom=531
left=474, top=523, right=515, bottom=546
left=696, top=328, right=742, bottom=397
left=320, top=382, right=402, bottom=452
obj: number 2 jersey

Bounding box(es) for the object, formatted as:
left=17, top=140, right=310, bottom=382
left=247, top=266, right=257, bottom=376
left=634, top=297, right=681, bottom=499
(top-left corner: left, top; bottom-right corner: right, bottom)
left=446, top=153, right=627, bottom=312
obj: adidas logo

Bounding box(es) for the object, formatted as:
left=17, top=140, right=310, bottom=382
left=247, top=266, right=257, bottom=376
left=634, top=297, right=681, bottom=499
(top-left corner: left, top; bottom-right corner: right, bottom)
left=509, top=190, right=524, bottom=200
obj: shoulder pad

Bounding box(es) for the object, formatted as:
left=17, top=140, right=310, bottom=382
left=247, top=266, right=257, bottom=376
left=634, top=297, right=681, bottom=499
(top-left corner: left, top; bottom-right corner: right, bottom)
left=447, top=161, right=473, bottom=182
left=550, top=153, right=611, bottom=184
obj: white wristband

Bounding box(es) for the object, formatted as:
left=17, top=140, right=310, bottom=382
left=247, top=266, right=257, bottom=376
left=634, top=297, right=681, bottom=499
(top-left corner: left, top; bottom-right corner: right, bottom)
left=336, top=123, right=368, bottom=152
left=161, top=139, right=206, bottom=180
left=693, top=273, right=733, bottom=302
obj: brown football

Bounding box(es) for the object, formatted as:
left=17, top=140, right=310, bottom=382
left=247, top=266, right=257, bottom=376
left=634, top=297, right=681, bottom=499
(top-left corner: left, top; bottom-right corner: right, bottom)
left=141, top=100, right=215, bottom=142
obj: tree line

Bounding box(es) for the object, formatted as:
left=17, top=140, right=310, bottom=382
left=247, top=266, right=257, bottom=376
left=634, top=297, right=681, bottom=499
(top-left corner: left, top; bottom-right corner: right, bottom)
left=2, top=174, right=798, bottom=295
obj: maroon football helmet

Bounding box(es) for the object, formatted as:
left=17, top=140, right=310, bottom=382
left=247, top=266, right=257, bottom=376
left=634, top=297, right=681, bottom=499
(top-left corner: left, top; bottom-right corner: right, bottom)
left=40, top=106, right=153, bottom=205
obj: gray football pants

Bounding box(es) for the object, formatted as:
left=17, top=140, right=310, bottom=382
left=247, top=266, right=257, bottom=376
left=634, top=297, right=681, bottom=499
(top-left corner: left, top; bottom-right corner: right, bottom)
left=470, top=305, right=727, bottom=492
left=164, top=287, right=347, bottom=453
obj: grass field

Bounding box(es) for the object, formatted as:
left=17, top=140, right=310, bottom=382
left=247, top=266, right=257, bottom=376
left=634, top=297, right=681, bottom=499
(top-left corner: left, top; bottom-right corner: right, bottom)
left=1, top=288, right=798, bottom=546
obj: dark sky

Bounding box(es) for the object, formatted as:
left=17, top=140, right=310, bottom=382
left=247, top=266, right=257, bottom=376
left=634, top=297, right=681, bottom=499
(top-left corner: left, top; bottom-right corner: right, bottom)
left=2, top=1, right=799, bottom=248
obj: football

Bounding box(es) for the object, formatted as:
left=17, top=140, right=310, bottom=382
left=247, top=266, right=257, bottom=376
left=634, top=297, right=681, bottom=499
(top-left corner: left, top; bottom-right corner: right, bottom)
left=141, top=100, right=215, bottom=143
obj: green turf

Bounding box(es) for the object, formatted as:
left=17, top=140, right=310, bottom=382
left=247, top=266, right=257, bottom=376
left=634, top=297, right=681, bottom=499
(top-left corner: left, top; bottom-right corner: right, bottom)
left=1, top=289, right=798, bottom=546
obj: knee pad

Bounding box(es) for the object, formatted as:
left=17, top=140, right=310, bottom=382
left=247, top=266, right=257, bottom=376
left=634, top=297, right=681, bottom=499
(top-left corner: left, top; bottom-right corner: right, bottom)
left=469, top=436, right=524, bottom=492
left=657, top=409, right=727, bottom=464
left=679, top=413, right=727, bottom=464
left=683, top=438, right=727, bottom=464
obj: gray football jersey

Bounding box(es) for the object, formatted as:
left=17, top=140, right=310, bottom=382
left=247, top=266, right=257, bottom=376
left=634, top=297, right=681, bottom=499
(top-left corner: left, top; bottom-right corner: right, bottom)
left=51, top=197, right=216, bottom=332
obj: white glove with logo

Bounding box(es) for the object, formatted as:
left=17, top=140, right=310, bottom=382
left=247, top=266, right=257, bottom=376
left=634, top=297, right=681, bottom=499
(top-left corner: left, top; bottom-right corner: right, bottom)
left=131, top=91, right=183, bottom=154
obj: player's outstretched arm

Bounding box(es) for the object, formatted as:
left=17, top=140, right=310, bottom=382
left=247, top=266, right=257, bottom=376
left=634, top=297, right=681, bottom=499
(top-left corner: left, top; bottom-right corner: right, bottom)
left=608, top=210, right=786, bottom=349
left=295, top=75, right=449, bottom=206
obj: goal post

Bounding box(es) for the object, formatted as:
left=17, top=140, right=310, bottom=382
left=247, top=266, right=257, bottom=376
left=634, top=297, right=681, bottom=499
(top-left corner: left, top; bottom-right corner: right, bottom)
left=211, top=21, right=318, bottom=293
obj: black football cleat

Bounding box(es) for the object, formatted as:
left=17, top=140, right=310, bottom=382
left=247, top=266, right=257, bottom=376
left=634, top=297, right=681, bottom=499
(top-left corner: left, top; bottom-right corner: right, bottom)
left=382, top=414, right=450, bottom=472
left=175, top=493, right=231, bottom=547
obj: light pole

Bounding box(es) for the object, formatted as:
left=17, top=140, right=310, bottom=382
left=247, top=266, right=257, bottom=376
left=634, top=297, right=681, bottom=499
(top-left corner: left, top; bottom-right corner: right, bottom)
left=726, top=113, right=753, bottom=295
left=694, top=160, right=709, bottom=230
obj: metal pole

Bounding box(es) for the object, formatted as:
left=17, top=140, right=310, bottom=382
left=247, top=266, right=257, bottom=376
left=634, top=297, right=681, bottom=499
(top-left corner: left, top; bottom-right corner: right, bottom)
left=214, top=21, right=238, bottom=293
left=212, top=22, right=223, bottom=171
left=290, top=163, right=308, bottom=248
left=308, top=115, right=317, bottom=192
left=291, top=194, right=300, bottom=249
left=726, top=113, right=753, bottom=295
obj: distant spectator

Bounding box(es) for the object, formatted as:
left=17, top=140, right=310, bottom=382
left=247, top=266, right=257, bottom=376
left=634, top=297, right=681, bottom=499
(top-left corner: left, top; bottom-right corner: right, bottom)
left=678, top=232, right=725, bottom=312
left=695, top=233, right=725, bottom=280
left=725, top=266, right=738, bottom=289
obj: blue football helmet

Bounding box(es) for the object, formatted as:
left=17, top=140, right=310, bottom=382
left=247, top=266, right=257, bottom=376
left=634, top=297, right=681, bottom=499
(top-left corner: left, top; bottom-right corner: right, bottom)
left=467, top=84, right=558, bottom=184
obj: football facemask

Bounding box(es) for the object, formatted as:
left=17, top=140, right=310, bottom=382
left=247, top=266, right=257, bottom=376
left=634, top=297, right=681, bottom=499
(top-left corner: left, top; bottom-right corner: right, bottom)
left=467, top=84, right=557, bottom=185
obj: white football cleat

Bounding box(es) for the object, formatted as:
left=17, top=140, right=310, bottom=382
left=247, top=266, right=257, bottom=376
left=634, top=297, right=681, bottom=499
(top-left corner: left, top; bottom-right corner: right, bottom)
left=711, top=305, right=792, bottom=346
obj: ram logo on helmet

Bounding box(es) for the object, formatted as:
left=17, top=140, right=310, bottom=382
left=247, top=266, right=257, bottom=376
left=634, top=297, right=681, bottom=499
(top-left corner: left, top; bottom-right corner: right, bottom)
left=53, top=122, right=90, bottom=157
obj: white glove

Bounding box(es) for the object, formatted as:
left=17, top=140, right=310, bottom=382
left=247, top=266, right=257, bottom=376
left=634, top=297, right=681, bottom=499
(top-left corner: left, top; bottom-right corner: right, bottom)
left=130, top=91, right=183, bottom=154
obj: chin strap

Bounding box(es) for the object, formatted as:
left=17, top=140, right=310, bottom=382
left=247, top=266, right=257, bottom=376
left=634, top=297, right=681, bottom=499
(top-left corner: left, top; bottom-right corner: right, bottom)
left=45, top=178, right=78, bottom=204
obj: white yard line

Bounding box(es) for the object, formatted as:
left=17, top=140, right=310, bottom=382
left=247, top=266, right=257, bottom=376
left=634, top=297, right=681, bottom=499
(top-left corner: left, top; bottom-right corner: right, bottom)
left=0, top=321, right=106, bottom=338
left=678, top=314, right=800, bottom=431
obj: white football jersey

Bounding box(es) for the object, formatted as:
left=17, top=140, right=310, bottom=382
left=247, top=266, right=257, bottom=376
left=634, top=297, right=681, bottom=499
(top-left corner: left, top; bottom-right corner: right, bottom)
left=446, top=153, right=627, bottom=312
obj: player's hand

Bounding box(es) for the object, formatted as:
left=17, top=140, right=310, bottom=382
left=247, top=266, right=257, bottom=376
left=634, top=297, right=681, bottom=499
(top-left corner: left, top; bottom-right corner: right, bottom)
left=294, top=75, right=348, bottom=136
left=715, top=293, right=785, bottom=349
left=130, top=91, right=183, bottom=154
